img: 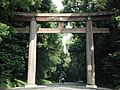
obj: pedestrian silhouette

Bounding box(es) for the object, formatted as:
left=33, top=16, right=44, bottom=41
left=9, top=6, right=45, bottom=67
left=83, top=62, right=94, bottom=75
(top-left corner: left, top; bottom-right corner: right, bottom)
left=59, top=71, right=66, bottom=84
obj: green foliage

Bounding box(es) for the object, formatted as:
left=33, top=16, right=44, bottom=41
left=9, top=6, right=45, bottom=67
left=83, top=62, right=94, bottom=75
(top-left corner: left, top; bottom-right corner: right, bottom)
left=62, top=0, right=86, bottom=13
left=116, top=16, right=120, bottom=29
left=36, top=33, right=63, bottom=82
left=94, top=33, right=120, bottom=88
left=107, top=0, right=120, bottom=12
left=67, top=34, right=86, bottom=81
left=37, top=79, right=52, bottom=85
left=0, top=33, right=28, bottom=88
left=0, top=78, right=13, bottom=88
left=0, top=22, right=27, bottom=88
left=0, top=78, right=26, bottom=88
left=0, top=23, right=10, bottom=42
left=92, top=0, right=107, bottom=11
left=14, top=79, right=26, bottom=87
left=0, top=23, right=9, bottom=36
left=62, top=0, right=120, bottom=13
left=62, top=0, right=108, bottom=13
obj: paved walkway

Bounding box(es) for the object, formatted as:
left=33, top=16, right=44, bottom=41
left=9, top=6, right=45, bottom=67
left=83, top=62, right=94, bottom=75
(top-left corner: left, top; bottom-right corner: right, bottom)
left=2, top=82, right=113, bottom=90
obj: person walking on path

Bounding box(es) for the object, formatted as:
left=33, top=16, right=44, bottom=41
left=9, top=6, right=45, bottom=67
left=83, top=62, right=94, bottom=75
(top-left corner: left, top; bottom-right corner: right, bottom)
left=59, top=71, right=66, bottom=84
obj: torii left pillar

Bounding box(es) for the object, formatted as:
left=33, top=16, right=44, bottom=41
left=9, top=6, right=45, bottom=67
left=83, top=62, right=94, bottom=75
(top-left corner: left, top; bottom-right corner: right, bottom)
left=26, top=17, right=37, bottom=87
left=86, top=17, right=97, bottom=88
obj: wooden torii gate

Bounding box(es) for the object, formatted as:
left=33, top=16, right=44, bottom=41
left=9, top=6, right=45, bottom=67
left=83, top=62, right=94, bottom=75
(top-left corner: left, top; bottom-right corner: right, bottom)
left=13, top=12, right=113, bottom=88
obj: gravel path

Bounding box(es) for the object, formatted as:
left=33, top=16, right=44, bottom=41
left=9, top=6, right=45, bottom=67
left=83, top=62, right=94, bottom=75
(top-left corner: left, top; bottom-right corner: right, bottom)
left=1, top=82, right=113, bottom=90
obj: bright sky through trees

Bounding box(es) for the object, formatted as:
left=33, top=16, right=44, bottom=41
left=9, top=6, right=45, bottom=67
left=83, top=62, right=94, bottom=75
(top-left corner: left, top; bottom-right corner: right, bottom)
left=52, top=0, right=73, bottom=54
left=62, top=23, right=73, bottom=54
left=52, top=0, right=64, bottom=11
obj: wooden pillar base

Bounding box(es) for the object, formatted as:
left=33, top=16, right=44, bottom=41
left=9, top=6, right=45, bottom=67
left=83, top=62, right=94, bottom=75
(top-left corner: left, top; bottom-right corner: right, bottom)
left=25, top=84, right=37, bottom=88
left=86, top=85, right=97, bottom=88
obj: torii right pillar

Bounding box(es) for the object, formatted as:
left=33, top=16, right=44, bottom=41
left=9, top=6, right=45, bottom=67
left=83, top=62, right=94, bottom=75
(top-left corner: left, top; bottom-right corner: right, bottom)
left=86, top=16, right=97, bottom=88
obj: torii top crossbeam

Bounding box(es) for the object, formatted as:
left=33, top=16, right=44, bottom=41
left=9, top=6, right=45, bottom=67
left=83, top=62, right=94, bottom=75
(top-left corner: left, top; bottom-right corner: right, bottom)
left=13, top=12, right=113, bottom=33
left=13, top=12, right=113, bottom=21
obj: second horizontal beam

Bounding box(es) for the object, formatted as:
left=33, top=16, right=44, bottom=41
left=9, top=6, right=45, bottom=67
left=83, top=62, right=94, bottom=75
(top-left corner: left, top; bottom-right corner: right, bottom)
left=15, top=27, right=109, bottom=33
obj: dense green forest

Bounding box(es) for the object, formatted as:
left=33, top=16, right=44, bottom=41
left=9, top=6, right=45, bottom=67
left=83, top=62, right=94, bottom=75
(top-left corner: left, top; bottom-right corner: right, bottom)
left=0, top=0, right=120, bottom=89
